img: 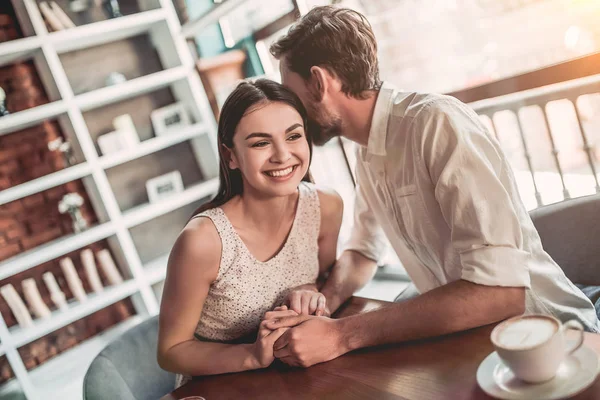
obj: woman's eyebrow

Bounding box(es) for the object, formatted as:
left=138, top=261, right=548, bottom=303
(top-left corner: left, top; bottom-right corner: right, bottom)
left=245, top=123, right=303, bottom=140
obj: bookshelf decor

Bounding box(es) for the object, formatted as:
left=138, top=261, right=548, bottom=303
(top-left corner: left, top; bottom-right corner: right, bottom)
left=0, top=0, right=219, bottom=398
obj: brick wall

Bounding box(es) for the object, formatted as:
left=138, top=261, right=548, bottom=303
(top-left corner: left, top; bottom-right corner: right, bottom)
left=352, top=0, right=600, bottom=93
left=0, top=180, right=99, bottom=262
left=0, top=2, right=21, bottom=43
left=0, top=356, right=13, bottom=385
left=0, top=62, right=50, bottom=113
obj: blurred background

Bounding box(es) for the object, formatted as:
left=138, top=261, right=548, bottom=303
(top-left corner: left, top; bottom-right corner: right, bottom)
left=0, top=0, right=598, bottom=398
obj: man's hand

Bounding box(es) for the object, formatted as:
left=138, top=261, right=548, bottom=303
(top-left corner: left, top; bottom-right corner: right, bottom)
left=285, top=285, right=330, bottom=316
left=267, top=315, right=347, bottom=367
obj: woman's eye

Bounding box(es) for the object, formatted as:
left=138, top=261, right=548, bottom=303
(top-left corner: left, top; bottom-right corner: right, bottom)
left=252, top=141, right=269, bottom=148
left=287, top=133, right=302, bottom=141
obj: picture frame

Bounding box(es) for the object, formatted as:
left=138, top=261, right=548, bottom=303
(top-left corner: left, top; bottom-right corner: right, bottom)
left=150, top=102, right=191, bottom=136
left=145, top=171, right=184, bottom=203
left=97, top=129, right=139, bottom=155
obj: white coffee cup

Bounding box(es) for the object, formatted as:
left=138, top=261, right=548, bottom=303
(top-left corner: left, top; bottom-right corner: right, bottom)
left=490, top=314, right=584, bottom=383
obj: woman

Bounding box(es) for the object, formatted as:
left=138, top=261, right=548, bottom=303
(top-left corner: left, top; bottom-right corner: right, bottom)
left=157, top=79, right=343, bottom=387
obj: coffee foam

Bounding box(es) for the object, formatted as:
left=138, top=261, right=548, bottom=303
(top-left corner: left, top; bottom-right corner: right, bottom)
left=495, top=317, right=558, bottom=349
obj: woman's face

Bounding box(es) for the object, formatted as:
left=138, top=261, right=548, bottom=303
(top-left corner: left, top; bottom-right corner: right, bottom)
left=229, top=101, right=310, bottom=198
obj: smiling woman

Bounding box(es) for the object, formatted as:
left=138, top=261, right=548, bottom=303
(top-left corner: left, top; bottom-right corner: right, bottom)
left=157, top=79, right=344, bottom=388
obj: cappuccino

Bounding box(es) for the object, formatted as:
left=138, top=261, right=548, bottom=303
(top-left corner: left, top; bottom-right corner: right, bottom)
left=495, top=316, right=558, bottom=350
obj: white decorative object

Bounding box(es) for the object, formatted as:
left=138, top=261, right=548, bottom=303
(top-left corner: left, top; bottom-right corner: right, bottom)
left=97, top=129, right=139, bottom=155
left=97, top=249, right=123, bottom=285
left=0, top=284, right=34, bottom=328
left=113, top=114, right=138, bottom=137
left=39, top=1, right=65, bottom=31
left=151, top=102, right=191, bottom=136
left=42, top=272, right=68, bottom=311
left=22, top=279, right=51, bottom=320
left=105, top=72, right=127, bottom=86
left=0, top=86, right=8, bottom=116
left=50, top=1, right=76, bottom=28
left=59, top=257, right=88, bottom=302
left=68, top=0, right=88, bottom=12
left=58, top=192, right=88, bottom=232
left=48, top=137, right=76, bottom=167
left=146, top=171, right=184, bottom=203
left=81, top=249, right=104, bottom=293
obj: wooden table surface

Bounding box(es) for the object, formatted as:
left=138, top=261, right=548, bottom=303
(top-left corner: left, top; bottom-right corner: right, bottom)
left=162, top=296, right=600, bottom=400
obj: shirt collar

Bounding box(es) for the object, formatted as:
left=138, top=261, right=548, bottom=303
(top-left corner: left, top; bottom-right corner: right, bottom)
left=367, top=81, right=396, bottom=157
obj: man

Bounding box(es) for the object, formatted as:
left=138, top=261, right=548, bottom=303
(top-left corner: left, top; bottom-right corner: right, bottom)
left=265, top=5, right=600, bottom=368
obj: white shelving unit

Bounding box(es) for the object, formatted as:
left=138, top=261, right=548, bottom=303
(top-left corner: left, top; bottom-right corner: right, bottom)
left=0, top=1, right=219, bottom=398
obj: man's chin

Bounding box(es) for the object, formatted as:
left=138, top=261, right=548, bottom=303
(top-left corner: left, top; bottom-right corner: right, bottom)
left=313, top=132, right=338, bottom=146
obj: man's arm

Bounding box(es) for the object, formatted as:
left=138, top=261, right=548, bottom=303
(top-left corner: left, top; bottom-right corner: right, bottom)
left=340, top=279, right=524, bottom=351
left=270, top=279, right=524, bottom=367
left=320, top=250, right=378, bottom=313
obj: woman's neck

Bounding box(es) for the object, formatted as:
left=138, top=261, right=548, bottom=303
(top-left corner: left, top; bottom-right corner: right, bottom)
left=232, top=185, right=299, bottom=232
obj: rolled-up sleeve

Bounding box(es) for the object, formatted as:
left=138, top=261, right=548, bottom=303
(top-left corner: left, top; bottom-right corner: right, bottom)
left=344, top=155, right=388, bottom=262
left=421, top=98, right=531, bottom=288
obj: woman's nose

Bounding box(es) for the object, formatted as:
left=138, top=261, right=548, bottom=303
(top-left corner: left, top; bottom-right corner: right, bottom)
left=270, top=143, right=291, bottom=163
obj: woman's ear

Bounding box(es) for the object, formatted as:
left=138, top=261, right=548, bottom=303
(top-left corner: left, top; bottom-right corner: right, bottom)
left=222, top=144, right=239, bottom=170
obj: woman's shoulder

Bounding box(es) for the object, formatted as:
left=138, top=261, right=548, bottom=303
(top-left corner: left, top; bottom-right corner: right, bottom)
left=311, top=184, right=343, bottom=224
left=174, top=216, right=222, bottom=265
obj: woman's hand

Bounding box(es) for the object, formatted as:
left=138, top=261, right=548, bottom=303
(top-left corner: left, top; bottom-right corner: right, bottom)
left=285, top=285, right=330, bottom=316
left=250, top=306, right=298, bottom=368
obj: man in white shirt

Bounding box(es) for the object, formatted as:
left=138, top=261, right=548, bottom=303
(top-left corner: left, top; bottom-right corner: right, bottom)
left=265, top=6, right=600, bottom=367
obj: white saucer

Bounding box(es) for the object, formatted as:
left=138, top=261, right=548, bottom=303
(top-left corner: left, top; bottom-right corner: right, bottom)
left=477, top=344, right=599, bottom=400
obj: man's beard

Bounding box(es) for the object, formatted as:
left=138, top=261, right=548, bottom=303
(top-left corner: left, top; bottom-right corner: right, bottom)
left=308, top=117, right=342, bottom=146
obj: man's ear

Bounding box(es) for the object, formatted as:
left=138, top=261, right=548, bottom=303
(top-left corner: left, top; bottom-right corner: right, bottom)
left=222, top=144, right=239, bottom=170
left=309, top=66, right=329, bottom=102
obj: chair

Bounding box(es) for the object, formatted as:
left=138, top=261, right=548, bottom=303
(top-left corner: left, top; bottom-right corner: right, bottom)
left=529, top=193, right=600, bottom=286
left=83, top=315, right=176, bottom=400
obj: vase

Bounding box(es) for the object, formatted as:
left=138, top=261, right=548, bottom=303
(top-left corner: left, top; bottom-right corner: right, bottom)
left=69, top=208, right=88, bottom=233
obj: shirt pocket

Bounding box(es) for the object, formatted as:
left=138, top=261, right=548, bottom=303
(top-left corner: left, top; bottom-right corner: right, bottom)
left=395, top=185, right=442, bottom=281
left=395, top=185, right=434, bottom=256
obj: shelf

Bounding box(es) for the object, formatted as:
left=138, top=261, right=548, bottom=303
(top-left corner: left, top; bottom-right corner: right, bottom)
left=122, top=177, right=219, bottom=228
left=51, top=9, right=167, bottom=54
left=0, top=163, right=92, bottom=206
left=0, top=223, right=116, bottom=281
left=99, top=123, right=208, bottom=169
left=0, top=101, right=69, bottom=136
left=30, top=315, right=144, bottom=400
left=0, top=36, right=42, bottom=66
left=75, top=66, right=189, bottom=112
left=181, top=0, right=251, bottom=38
left=9, top=280, right=140, bottom=349
left=144, top=254, right=169, bottom=285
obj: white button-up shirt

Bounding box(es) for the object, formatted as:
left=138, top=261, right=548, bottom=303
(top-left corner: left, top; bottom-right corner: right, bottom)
left=345, top=82, right=600, bottom=332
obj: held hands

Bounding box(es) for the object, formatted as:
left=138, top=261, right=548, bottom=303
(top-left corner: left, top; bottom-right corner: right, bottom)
left=285, top=285, right=331, bottom=317
left=264, top=312, right=347, bottom=368
left=250, top=306, right=297, bottom=368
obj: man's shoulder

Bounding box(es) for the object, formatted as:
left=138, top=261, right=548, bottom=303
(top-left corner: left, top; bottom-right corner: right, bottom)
left=393, top=91, right=466, bottom=120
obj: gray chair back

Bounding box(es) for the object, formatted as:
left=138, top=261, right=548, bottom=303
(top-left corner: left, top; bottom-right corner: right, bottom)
left=83, top=315, right=176, bottom=400
left=529, top=193, right=600, bottom=286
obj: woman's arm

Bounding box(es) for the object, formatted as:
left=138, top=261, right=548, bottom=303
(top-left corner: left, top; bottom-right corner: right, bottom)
left=316, top=187, right=344, bottom=282
left=157, top=218, right=287, bottom=376
left=282, top=187, right=343, bottom=316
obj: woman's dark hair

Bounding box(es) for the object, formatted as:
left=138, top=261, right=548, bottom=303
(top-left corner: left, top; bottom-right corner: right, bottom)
left=191, top=79, right=313, bottom=217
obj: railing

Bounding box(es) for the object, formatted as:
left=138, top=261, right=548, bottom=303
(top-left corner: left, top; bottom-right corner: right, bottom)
left=448, top=52, right=600, bottom=210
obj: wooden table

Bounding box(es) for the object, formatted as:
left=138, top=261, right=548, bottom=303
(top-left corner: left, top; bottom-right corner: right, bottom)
left=162, top=297, right=600, bottom=400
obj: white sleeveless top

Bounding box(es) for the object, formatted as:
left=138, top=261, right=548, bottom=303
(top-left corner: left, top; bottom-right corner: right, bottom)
left=176, top=182, right=320, bottom=387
